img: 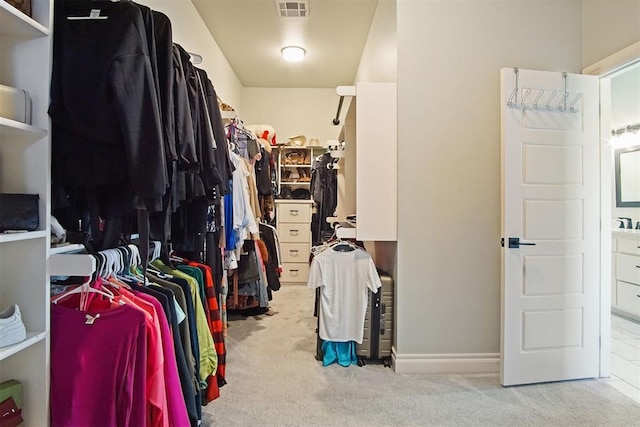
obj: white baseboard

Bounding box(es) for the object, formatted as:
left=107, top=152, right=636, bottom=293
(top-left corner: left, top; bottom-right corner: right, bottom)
left=392, top=347, right=500, bottom=374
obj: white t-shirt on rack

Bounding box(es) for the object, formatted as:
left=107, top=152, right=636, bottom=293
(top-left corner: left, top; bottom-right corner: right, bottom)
left=307, top=247, right=382, bottom=343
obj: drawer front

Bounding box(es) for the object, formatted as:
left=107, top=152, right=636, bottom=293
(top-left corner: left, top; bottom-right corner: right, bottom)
left=281, top=243, right=309, bottom=263
left=277, top=203, right=310, bottom=223
left=616, top=253, right=640, bottom=285
left=617, top=238, right=640, bottom=256
left=279, top=223, right=310, bottom=243
left=280, top=263, right=309, bottom=283
left=616, top=280, right=640, bottom=316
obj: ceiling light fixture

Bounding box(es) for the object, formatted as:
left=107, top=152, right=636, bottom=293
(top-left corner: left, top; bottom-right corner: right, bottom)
left=281, top=46, right=306, bottom=62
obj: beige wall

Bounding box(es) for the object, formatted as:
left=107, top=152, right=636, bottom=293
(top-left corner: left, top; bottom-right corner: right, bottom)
left=351, top=0, right=399, bottom=345
left=582, top=0, right=640, bottom=68
left=143, top=0, right=243, bottom=110
left=355, top=0, right=397, bottom=83
left=240, top=88, right=342, bottom=146
left=611, top=67, right=640, bottom=128
left=395, top=0, right=583, bottom=356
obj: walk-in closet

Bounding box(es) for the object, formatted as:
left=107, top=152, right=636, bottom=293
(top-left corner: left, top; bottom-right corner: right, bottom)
left=1, top=0, right=639, bottom=425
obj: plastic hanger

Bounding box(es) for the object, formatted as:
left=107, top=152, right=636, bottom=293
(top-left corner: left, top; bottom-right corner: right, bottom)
left=169, top=250, right=186, bottom=263
left=330, top=239, right=358, bottom=252
left=51, top=277, right=115, bottom=310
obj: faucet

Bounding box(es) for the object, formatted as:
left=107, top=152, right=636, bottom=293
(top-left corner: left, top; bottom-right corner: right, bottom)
left=618, top=217, right=633, bottom=229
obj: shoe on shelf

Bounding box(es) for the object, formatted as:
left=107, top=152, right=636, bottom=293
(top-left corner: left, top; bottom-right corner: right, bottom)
left=0, top=305, right=27, bottom=348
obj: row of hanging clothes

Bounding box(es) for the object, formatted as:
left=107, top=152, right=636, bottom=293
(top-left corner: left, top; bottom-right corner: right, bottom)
left=220, top=118, right=283, bottom=312
left=50, top=244, right=227, bottom=427
left=49, top=0, right=234, bottom=261
left=47, top=0, right=285, bottom=423
left=45, top=1, right=279, bottom=425
left=310, top=148, right=339, bottom=244
left=226, top=120, right=278, bottom=225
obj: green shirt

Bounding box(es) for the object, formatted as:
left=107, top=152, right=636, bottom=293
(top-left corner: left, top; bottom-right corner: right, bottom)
left=151, top=260, right=217, bottom=381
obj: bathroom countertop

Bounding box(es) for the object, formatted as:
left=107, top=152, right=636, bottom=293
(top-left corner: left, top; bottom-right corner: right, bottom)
left=612, top=229, right=640, bottom=238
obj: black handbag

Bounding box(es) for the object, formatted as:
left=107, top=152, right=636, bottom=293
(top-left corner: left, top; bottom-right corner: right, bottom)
left=0, top=193, right=39, bottom=232
left=237, top=251, right=261, bottom=284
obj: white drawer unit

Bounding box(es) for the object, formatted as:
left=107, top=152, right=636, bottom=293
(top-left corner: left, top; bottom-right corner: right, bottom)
left=280, top=263, right=310, bottom=282
left=616, top=281, right=640, bottom=315
left=278, top=203, right=311, bottom=223
left=617, top=238, right=640, bottom=256
left=279, top=223, right=310, bottom=243
left=616, top=253, right=640, bottom=285
left=276, top=200, right=313, bottom=283
left=281, top=243, right=309, bottom=263
left=612, top=231, right=640, bottom=318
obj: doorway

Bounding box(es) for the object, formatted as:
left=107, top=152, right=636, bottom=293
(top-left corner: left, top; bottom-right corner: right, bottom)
left=588, top=45, right=640, bottom=403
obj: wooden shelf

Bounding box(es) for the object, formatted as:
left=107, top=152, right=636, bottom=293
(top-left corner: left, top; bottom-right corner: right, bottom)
left=50, top=254, right=96, bottom=276
left=0, top=230, right=47, bottom=243
left=278, top=145, right=324, bottom=150
left=220, top=110, right=236, bottom=120
left=0, top=331, right=46, bottom=362
left=281, top=164, right=312, bottom=167
left=335, top=222, right=356, bottom=239
left=50, top=243, right=86, bottom=254
left=0, top=1, right=48, bottom=37
left=0, top=117, right=47, bottom=143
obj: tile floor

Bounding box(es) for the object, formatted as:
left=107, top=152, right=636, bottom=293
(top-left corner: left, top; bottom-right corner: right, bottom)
left=606, top=314, right=640, bottom=403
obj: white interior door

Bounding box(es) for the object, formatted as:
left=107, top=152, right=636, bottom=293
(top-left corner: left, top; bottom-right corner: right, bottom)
left=500, top=68, right=600, bottom=386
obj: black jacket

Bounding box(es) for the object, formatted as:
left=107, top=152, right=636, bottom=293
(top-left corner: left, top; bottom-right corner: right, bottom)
left=50, top=1, right=167, bottom=212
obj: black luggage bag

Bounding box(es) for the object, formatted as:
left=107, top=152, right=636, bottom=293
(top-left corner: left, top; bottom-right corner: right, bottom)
left=355, top=271, right=393, bottom=367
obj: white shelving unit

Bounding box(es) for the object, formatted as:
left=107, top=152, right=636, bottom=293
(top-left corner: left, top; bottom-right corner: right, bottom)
left=275, top=145, right=324, bottom=197
left=0, top=0, right=52, bottom=424
left=0, top=230, right=48, bottom=243
left=338, top=83, right=397, bottom=242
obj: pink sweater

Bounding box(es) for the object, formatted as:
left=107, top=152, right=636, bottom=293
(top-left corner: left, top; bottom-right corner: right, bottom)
left=51, top=303, right=147, bottom=427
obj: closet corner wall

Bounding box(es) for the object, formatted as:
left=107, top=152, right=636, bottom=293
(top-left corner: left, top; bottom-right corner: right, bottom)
left=0, top=0, right=53, bottom=424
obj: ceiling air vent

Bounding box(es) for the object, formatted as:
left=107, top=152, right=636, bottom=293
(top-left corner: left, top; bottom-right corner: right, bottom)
left=276, top=1, right=308, bottom=18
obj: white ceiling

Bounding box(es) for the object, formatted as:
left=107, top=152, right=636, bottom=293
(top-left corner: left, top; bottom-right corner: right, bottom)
left=191, top=0, right=379, bottom=88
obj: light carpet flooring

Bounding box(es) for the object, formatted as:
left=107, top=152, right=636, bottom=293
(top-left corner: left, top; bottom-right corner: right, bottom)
left=202, top=285, right=640, bottom=426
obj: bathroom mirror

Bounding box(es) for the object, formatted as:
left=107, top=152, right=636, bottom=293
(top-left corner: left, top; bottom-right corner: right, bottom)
left=615, top=145, right=640, bottom=207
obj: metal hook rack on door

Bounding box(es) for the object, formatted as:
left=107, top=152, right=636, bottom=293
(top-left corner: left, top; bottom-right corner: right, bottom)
left=505, top=68, right=582, bottom=113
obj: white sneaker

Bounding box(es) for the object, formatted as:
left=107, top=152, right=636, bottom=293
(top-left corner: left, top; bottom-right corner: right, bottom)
left=0, top=305, right=27, bottom=348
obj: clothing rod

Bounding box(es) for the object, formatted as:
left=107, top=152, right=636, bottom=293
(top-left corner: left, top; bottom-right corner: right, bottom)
left=332, top=96, right=344, bottom=125
left=611, top=122, right=640, bottom=136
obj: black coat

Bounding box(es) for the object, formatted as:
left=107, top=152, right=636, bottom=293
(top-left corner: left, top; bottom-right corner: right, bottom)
left=50, top=1, right=167, bottom=212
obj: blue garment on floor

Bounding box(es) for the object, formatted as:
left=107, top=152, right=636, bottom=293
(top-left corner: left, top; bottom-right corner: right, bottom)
left=321, top=340, right=357, bottom=367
